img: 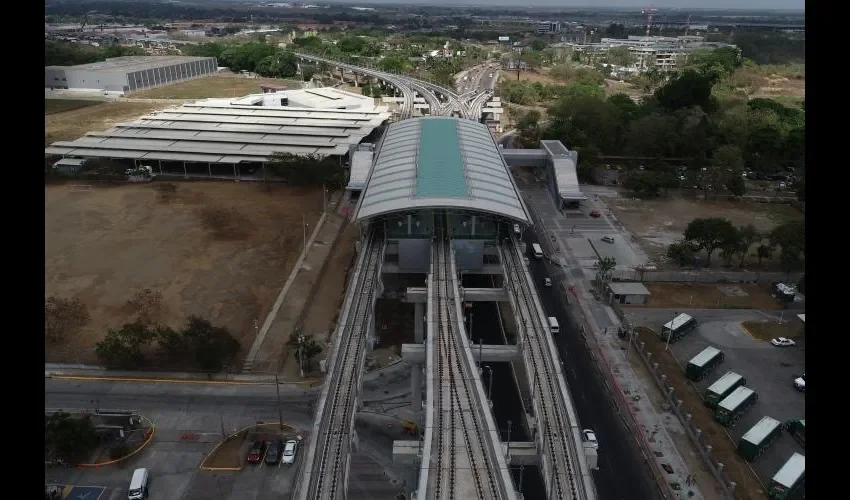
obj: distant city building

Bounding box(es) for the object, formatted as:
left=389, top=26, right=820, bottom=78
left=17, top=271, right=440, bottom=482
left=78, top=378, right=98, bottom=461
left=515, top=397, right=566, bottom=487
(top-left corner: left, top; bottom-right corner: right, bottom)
left=45, top=56, right=218, bottom=94
left=180, top=29, right=207, bottom=38
left=537, top=21, right=562, bottom=35
left=552, top=35, right=736, bottom=73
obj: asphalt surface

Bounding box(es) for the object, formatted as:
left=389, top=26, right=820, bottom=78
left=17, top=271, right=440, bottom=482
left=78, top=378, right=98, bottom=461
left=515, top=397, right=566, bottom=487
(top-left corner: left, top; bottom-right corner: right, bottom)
left=521, top=231, right=661, bottom=500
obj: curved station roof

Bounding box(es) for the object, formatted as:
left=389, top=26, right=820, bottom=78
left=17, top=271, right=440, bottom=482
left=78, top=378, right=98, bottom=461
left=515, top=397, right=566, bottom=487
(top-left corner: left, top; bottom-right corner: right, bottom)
left=354, top=117, right=530, bottom=224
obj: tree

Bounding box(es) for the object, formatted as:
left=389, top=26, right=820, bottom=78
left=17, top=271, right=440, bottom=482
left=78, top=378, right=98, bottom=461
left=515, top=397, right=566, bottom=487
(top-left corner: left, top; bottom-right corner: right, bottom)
left=769, top=220, right=805, bottom=272
left=624, top=113, right=679, bottom=158
left=531, top=38, right=548, bottom=51
left=606, top=46, right=634, bottom=67
left=711, top=145, right=746, bottom=198
left=288, top=330, right=322, bottom=374
left=45, top=297, right=90, bottom=343
left=593, top=256, right=617, bottom=293
left=267, top=152, right=344, bottom=187
left=154, top=325, right=188, bottom=363
left=684, top=47, right=742, bottom=77
left=654, top=69, right=719, bottom=113
left=377, top=56, right=408, bottom=73
left=45, top=412, right=98, bottom=463
left=516, top=110, right=542, bottom=147
left=797, top=275, right=805, bottom=295
left=736, top=224, right=761, bottom=267
left=683, top=217, right=738, bottom=267
left=181, top=316, right=240, bottom=372
left=666, top=241, right=696, bottom=267
left=95, top=322, right=155, bottom=369
left=756, top=243, right=774, bottom=267
left=255, top=52, right=297, bottom=78
left=719, top=229, right=741, bottom=267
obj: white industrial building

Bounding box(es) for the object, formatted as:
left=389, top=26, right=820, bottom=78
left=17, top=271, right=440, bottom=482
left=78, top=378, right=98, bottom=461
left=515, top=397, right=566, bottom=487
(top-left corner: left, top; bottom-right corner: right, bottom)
left=45, top=56, right=218, bottom=94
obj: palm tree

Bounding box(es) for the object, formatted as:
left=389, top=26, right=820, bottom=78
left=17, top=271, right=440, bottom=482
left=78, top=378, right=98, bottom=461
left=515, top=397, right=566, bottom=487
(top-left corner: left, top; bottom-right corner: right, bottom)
left=288, top=329, right=322, bottom=376
left=756, top=243, right=774, bottom=268
left=594, top=256, right=617, bottom=294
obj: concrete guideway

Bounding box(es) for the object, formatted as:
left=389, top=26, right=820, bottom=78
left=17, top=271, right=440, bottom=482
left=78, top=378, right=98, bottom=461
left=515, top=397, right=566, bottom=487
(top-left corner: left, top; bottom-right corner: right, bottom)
left=500, top=238, right=597, bottom=500
left=295, top=229, right=386, bottom=500
left=419, top=229, right=515, bottom=500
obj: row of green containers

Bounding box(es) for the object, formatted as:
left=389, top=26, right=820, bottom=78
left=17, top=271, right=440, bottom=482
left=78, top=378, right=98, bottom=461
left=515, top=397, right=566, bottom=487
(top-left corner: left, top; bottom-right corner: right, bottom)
left=685, top=347, right=805, bottom=499
left=685, top=346, right=758, bottom=427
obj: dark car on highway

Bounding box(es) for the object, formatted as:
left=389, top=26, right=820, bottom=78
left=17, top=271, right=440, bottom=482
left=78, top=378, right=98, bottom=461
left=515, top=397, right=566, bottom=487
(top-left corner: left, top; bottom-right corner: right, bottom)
left=247, top=440, right=265, bottom=464
left=265, top=439, right=283, bottom=465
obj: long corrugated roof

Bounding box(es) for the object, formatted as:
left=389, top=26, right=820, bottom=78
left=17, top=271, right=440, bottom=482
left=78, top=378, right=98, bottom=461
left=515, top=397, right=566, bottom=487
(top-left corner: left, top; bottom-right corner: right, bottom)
left=49, top=56, right=215, bottom=73
left=354, top=117, right=530, bottom=224
left=44, top=101, right=391, bottom=163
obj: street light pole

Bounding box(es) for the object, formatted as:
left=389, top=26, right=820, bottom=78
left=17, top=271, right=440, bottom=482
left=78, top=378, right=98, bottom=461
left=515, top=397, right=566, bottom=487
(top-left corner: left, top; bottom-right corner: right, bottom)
left=302, top=214, right=308, bottom=257
left=506, top=419, right=513, bottom=459
left=665, top=311, right=676, bottom=351
left=274, top=372, right=283, bottom=430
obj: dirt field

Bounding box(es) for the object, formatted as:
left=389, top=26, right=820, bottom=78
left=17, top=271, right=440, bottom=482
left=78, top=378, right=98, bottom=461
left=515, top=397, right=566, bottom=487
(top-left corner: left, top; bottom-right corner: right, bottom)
left=642, top=283, right=782, bottom=310
left=130, top=74, right=301, bottom=99
left=45, top=182, right=323, bottom=364
left=606, top=195, right=804, bottom=267
left=633, top=326, right=768, bottom=500
left=499, top=70, right=559, bottom=85
left=201, top=431, right=248, bottom=469
left=741, top=320, right=804, bottom=342
left=45, top=99, right=102, bottom=115
left=45, top=101, right=170, bottom=146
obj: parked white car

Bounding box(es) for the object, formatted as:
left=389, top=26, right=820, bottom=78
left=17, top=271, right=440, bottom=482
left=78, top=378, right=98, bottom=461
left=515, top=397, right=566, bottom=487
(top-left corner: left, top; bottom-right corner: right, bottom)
left=793, top=373, right=805, bottom=392
left=582, top=429, right=598, bottom=450
left=771, top=337, right=796, bottom=347
left=282, top=440, right=298, bottom=465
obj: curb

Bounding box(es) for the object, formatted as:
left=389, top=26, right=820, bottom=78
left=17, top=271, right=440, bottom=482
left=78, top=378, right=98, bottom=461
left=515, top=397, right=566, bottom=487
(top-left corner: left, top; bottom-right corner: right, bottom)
left=198, top=422, right=293, bottom=472
left=66, top=414, right=156, bottom=468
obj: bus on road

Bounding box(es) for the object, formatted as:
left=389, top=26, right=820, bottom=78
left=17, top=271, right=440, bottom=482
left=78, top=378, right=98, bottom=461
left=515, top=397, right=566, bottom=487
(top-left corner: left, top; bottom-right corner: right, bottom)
left=768, top=452, right=805, bottom=500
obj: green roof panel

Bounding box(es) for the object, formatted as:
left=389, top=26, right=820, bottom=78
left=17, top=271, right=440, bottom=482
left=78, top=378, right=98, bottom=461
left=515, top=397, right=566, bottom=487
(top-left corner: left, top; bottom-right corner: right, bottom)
left=415, top=118, right=469, bottom=198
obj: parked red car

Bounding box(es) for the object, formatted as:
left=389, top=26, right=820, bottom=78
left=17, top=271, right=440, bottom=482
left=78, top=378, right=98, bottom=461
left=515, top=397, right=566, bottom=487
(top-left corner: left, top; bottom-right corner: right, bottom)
left=589, top=210, right=601, bottom=218
left=247, top=440, right=265, bottom=464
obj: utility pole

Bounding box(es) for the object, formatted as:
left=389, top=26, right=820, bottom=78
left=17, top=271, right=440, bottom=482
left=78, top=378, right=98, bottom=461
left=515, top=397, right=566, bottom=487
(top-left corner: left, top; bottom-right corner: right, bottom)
left=275, top=372, right=283, bottom=430
left=665, top=311, right=677, bottom=351
left=302, top=214, right=308, bottom=257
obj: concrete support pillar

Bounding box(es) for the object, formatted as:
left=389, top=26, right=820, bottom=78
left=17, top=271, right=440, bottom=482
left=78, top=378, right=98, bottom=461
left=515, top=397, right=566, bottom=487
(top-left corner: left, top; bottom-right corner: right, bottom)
left=411, top=363, right=422, bottom=411
left=414, top=303, right=424, bottom=343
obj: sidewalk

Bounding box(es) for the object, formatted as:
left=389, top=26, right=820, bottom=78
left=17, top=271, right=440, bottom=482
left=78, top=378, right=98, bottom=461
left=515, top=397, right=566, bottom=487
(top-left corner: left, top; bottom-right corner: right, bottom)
left=244, top=191, right=348, bottom=374
left=524, top=191, right=712, bottom=500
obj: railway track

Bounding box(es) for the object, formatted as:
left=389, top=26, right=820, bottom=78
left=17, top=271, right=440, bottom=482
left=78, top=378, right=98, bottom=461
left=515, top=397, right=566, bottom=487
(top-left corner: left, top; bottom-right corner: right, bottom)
left=500, top=237, right=581, bottom=500
left=430, top=219, right=502, bottom=500
left=307, top=228, right=384, bottom=500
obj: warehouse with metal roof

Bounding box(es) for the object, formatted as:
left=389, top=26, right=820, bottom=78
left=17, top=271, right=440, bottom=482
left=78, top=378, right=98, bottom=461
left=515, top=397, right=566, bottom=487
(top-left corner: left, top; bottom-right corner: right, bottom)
left=45, top=97, right=392, bottom=179
left=355, top=117, right=530, bottom=224
left=45, top=56, right=217, bottom=93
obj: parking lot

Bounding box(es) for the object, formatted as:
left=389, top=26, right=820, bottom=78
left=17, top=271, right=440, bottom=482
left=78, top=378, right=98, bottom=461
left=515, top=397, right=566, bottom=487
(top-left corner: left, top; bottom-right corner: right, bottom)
left=626, top=308, right=806, bottom=493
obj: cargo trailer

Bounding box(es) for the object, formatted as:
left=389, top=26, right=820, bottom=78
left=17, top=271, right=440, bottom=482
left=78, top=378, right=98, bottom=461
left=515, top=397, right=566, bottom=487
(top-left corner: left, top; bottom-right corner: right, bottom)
left=738, top=416, right=782, bottom=461
left=703, top=371, right=746, bottom=409
left=685, top=346, right=724, bottom=381
left=714, top=386, right=758, bottom=427
left=768, top=452, right=804, bottom=500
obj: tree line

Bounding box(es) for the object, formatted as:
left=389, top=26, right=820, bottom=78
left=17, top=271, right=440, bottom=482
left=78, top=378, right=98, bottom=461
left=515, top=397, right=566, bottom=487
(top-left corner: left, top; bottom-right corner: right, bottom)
left=667, top=218, right=804, bottom=273
left=515, top=48, right=804, bottom=199
left=46, top=40, right=145, bottom=67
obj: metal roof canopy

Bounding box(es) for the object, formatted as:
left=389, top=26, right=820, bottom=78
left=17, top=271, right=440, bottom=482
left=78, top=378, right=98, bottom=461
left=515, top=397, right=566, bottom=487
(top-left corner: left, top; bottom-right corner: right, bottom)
left=354, top=117, right=530, bottom=225
left=50, top=55, right=214, bottom=73
left=45, top=99, right=390, bottom=164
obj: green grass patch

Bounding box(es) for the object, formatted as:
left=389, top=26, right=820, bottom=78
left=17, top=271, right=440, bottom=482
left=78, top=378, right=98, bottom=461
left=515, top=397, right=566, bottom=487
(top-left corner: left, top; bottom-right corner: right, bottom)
left=45, top=99, right=101, bottom=115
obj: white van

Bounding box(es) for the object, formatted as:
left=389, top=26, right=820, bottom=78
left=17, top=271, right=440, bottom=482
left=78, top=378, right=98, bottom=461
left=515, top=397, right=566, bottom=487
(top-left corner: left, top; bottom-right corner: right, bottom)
left=548, top=316, right=560, bottom=334
left=128, top=468, right=149, bottom=500
left=532, top=243, right=544, bottom=259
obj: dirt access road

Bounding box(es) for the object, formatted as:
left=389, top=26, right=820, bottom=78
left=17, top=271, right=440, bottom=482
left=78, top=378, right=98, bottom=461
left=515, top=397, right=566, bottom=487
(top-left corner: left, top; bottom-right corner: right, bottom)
left=45, top=182, right=324, bottom=363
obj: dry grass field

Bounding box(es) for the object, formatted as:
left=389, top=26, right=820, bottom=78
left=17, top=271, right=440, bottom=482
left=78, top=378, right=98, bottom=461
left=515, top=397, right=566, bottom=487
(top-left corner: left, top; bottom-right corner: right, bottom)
left=642, top=283, right=782, bottom=310
left=45, top=101, right=169, bottom=146
left=130, top=74, right=301, bottom=99
left=45, top=182, right=324, bottom=364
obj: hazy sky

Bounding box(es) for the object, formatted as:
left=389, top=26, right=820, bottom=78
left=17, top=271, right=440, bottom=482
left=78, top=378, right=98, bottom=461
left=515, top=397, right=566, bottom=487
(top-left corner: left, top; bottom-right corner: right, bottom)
left=332, top=0, right=805, bottom=11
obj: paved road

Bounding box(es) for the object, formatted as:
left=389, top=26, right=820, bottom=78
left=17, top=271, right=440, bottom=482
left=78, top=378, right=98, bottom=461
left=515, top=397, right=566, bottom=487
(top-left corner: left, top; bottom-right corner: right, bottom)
left=521, top=231, right=660, bottom=500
